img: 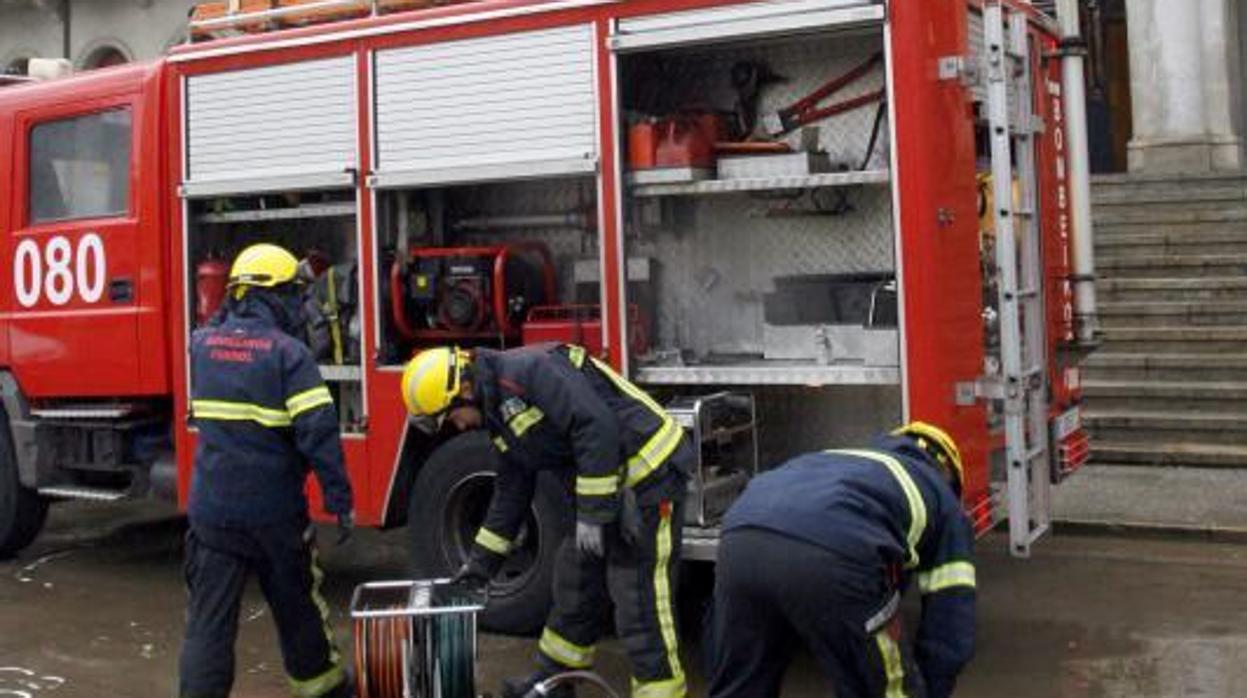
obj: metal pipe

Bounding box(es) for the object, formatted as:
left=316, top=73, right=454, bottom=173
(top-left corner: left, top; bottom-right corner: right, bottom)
left=1054, top=0, right=1099, bottom=345
left=452, top=212, right=592, bottom=232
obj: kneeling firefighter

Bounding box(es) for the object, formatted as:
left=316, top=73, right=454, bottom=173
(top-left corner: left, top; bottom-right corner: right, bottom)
left=401, top=345, right=692, bottom=698
left=178, top=243, right=355, bottom=698
left=708, top=423, right=976, bottom=698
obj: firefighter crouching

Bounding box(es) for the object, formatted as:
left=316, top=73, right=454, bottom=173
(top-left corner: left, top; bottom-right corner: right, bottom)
left=401, top=345, right=692, bottom=698
left=708, top=423, right=976, bottom=698
left=178, top=244, right=356, bottom=698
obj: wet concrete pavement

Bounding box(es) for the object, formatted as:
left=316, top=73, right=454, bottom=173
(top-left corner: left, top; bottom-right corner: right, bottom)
left=3, top=501, right=1247, bottom=697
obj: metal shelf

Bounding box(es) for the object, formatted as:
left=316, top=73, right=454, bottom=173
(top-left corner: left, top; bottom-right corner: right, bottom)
left=629, top=169, right=891, bottom=198
left=635, top=362, right=900, bottom=387
left=196, top=202, right=357, bottom=224
left=319, top=365, right=363, bottom=382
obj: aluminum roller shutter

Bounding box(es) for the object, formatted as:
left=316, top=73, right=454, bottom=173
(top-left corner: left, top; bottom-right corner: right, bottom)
left=610, top=0, right=884, bottom=52
left=372, top=24, right=597, bottom=189
left=184, top=56, right=357, bottom=197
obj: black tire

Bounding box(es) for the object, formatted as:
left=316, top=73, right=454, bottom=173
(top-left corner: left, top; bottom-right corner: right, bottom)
left=0, top=409, right=48, bottom=559
left=408, top=431, right=571, bottom=635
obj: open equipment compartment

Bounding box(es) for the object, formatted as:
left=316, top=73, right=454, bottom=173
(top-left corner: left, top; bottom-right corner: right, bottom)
left=185, top=187, right=367, bottom=432
left=616, top=12, right=903, bottom=465
left=372, top=176, right=607, bottom=366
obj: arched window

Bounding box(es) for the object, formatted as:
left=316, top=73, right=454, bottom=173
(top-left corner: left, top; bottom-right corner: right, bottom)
left=80, top=44, right=130, bottom=70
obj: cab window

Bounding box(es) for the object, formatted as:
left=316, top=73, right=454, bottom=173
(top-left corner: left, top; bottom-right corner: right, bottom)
left=29, top=108, right=132, bottom=224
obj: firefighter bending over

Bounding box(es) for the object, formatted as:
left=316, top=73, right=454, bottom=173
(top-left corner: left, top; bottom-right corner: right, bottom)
left=401, top=345, right=691, bottom=698
left=708, top=423, right=976, bottom=698
left=178, top=244, right=355, bottom=698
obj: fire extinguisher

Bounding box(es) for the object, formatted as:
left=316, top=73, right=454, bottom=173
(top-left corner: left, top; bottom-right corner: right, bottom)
left=196, top=256, right=230, bottom=326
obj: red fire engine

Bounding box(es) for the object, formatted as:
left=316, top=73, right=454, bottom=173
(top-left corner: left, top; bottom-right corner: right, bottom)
left=0, top=0, right=1096, bottom=632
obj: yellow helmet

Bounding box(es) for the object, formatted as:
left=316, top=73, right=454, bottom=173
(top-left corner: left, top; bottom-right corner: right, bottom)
left=893, top=421, right=964, bottom=493
left=228, top=243, right=299, bottom=297
left=401, top=347, right=471, bottom=417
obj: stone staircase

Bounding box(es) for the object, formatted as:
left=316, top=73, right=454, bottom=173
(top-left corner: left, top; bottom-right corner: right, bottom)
left=1084, top=172, right=1247, bottom=469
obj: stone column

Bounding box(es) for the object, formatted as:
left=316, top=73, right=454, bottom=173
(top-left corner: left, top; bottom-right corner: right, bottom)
left=1126, top=0, right=1244, bottom=172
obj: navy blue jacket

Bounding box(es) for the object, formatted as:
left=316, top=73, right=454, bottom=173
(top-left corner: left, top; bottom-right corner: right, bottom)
left=188, top=295, right=353, bottom=528
left=468, top=344, right=687, bottom=566
left=724, top=437, right=976, bottom=697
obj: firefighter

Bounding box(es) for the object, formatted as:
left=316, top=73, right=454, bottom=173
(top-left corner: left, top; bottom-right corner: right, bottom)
left=178, top=243, right=355, bottom=698
left=400, top=345, right=691, bottom=698
left=708, top=423, right=976, bottom=698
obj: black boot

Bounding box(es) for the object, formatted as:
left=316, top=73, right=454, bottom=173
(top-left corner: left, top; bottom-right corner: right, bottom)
left=499, top=667, right=576, bottom=698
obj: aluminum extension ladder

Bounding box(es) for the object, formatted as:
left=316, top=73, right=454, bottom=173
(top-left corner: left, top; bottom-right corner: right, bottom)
left=983, top=2, right=1052, bottom=558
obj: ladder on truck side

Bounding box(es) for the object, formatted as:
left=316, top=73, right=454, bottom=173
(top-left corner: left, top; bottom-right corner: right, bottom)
left=983, top=3, right=1051, bottom=557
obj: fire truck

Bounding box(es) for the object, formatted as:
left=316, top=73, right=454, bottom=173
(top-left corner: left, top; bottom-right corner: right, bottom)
left=0, top=0, right=1096, bottom=632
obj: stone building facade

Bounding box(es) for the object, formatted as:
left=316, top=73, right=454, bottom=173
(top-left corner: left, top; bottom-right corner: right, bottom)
left=1, top=0, right=1245, bottom=177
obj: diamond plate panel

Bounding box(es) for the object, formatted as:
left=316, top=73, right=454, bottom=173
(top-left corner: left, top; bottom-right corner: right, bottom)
left=751, top=385, right=902, bottom=467
left=622, top=28, right=896, bottom=359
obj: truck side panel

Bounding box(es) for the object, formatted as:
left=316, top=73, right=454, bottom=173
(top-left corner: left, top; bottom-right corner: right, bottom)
left=891, top=0, right=991, bottom=512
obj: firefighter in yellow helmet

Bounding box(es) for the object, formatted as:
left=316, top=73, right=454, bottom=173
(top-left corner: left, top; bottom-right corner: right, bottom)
left=709, top=422, right=975, bottom=698
left=179, top=243, right=355, bottom=698
left=402, top=345, right=692, bottom=698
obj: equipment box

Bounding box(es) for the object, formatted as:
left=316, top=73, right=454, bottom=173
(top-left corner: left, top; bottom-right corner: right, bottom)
left=666, top=393, right=758, bottom=527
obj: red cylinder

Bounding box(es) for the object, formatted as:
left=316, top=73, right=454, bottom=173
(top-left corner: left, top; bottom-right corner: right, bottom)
left=196, top=257, right=230, bottom=326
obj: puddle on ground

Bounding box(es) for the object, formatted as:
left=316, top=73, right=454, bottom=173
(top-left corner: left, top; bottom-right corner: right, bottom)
left=0, top=667, right=66, bottom=695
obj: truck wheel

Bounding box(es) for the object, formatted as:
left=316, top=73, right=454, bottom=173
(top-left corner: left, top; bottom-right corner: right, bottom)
left=0, top=413, right=48, bottom=559
left=408, top=431, right=571, bottom=635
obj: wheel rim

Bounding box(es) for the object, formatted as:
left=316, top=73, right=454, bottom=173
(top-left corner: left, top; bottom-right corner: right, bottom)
left=441, top=472, right=541, bottom=597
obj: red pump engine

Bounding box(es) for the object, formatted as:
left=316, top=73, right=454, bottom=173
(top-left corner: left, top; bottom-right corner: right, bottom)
left=390, top=242, right=557, bottom=344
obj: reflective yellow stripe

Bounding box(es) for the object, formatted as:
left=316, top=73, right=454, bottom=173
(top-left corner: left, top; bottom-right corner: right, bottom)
left=590, top=357, right=667, bottom=415
left=288, top=536, right=346, bottom=697
left=191, top=399, right=291, bottom=427
left=626, top=418, right=683, bottom=487
left=492, top=436, right=509, bottom=454
left=631, top=676, right=687, bottom=698
left=875, top=630, right=907, bottom=698
left=474, top=527, right=512, bottom=555
left=508, top=406, right=545, bottom=438
left=831, top=449, right=928, bottom=569
left=652, top=507, right=684, bottom=687
left=325, top=266, right=344, bottom=366
left=567, top=345, right=587, bottom=369
left=576, top=474, right=619, bottom=497
left=289, top=661, right=345, bottom=698
left=918, top=561, right=976, bottom=594
left=587, top=357, right=683, bottom=487
left=286, top=385, right=334, bottom=418
left=539, top=628, right=595, bottom=669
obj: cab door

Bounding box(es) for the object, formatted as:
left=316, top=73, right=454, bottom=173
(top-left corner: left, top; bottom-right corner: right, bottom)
left=9, top=95, right=144, bottom=398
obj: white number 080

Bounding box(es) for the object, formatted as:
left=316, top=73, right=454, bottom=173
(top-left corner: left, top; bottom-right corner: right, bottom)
left=14, top=234, right=107, bottom=308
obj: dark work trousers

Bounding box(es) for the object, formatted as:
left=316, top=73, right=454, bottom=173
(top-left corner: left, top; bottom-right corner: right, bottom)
left=538, top=494, right=687, bottom=696
left=708, top=528, right=925, bottom=698
left=178, top=520, right=350, bottom=698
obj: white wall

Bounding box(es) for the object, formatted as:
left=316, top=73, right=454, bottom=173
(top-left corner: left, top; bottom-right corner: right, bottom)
left=0, top=0, right=198, bottom=70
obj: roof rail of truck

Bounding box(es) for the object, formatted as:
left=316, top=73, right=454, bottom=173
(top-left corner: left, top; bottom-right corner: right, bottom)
left=188, top=0, right=486, bottom=42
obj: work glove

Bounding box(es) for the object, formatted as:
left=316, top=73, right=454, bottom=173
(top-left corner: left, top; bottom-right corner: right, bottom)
left=576, top=520, right=605, bottom=558
left=450, top=558, right=492, bottom=594
left=336, top=510, right=355, bottom=546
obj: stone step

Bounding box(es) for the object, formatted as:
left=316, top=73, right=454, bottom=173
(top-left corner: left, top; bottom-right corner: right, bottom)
left=1093, top=201, right=1247, bottom=227
left=1094, top=220, right=1247, bottom=241
left=1089, top=441, right=1247, bottom=468
left=1098, top=301, right=1247, bottom=327
left=1097, top=277, right=1247, bottom=303
left=1092, top=182, right=1247, bottom=206
left=1097, top=326, right=1247, bottom=353
left=1086, top=411, right=1247, bottom=447
left=1094, top=229, right=1247, bottom=257
left=1097, top=253, right=1247, bottom=278
left=1082, top=379, right=1247, bottom=411
left=1083, top=352, right=1247, bottom=381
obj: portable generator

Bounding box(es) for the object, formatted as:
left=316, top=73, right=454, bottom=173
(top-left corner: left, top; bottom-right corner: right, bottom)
left=390, top=242, right=557, bottom=345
